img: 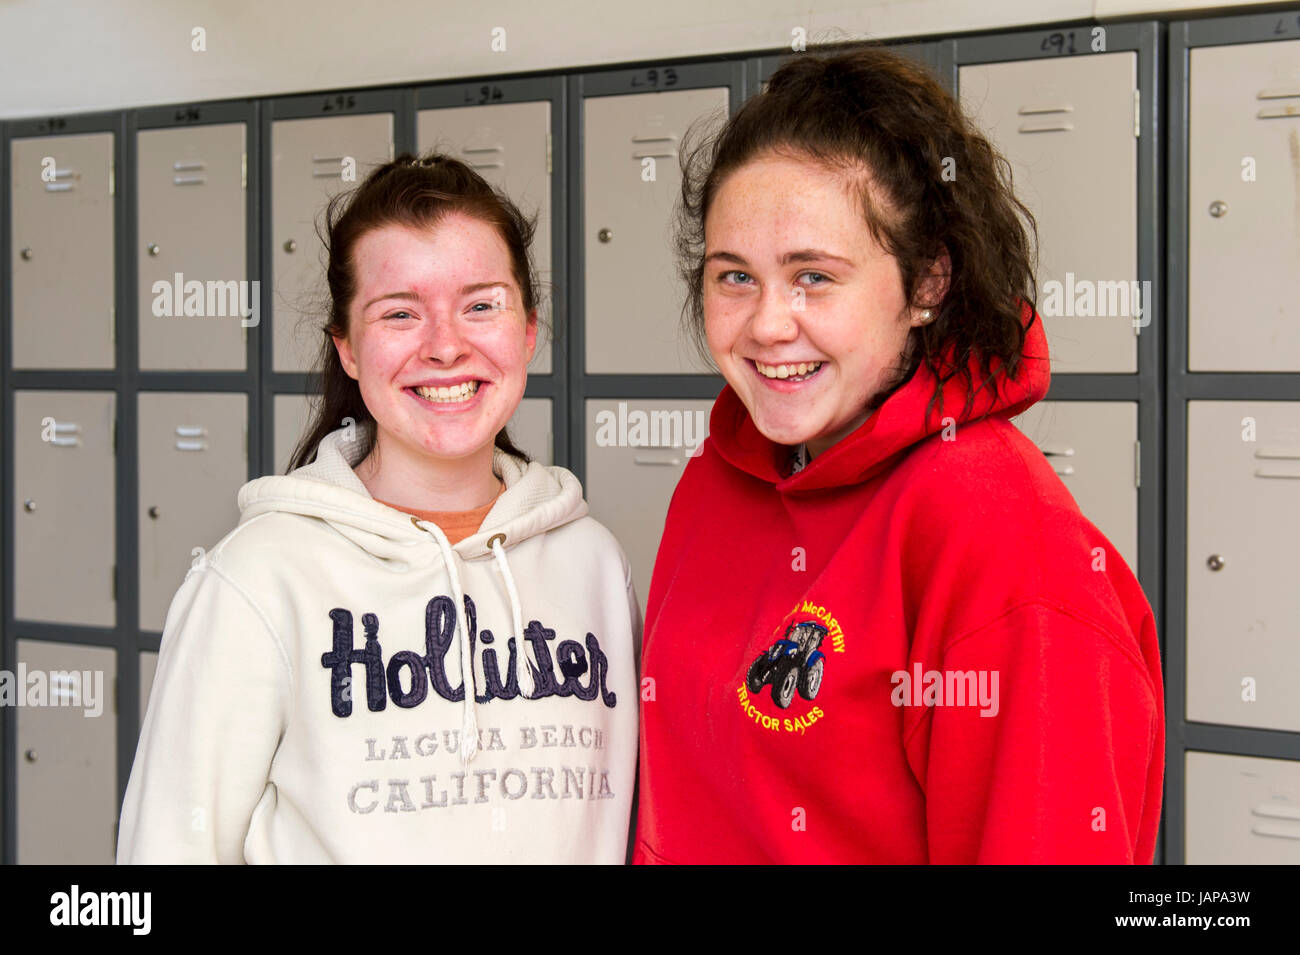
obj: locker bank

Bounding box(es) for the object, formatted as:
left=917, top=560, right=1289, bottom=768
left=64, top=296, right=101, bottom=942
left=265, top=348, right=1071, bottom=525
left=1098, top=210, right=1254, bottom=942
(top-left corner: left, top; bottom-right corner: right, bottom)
left=2, top=0, right=1299, bottom=866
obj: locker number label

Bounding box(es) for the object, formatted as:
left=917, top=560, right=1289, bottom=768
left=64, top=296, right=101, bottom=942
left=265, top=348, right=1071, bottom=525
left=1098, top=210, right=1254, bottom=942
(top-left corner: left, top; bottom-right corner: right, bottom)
left=629, top=68, right=679, bottom=90
left=1039, top=27, right=1107, bottom=55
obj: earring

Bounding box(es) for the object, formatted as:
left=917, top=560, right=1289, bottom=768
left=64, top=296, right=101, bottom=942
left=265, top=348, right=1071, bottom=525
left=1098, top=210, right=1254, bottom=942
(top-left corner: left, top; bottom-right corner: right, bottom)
left=920, top=309, right=933, bottom=323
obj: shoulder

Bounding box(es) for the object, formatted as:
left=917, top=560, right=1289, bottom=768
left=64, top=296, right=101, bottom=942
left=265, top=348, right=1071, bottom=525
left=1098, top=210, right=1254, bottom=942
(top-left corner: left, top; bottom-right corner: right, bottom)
left=546, top=513, right=635, bottom=585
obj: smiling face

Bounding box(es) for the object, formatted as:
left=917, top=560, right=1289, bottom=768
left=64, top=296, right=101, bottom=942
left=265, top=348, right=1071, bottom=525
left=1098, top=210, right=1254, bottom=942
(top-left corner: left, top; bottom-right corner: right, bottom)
left=703, top=153, right=933, bottom=458
left=332, top=214, right=536, bottom=468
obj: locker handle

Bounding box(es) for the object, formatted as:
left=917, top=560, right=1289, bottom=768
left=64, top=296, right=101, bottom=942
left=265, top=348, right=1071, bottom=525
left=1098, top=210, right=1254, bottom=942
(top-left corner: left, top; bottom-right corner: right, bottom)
left=1257, top=106, right=1300, bottom=120
left=467, top=162, right=505, bottom=170
left=462, top=144, right=504, bottom=154
left=311, top=154, right=345, bottom=162
left=632, top=150, right=678, bottom=160
left=1017, top=104, right=1074, bottom=115
left=630, top=134, right=679, bottom=144
left=1253, top=468, right=1300, bottom=479
left=172, top=159, right=207, bottom=171
left=312, top=170, right=344, bottom=179
left=44, top=182, right=77, bottom=192
left=633, top=454, right=682, bottom=466
left=1250, top=822, right=1300, bottom=840
left=1017, top=122, right=1073, bottom=134
left=49, top=435, right=81, bottom=447
left=175, top=425, right=207, bottom=437
left=51, top=421, right=82, bottom=434
left=1038, top=445, right=1075, bottom=457
left=1257, top=87, right=1300, bottom=100
left=1254, top=446, right=1300, bottom=460
left=1252, top=803, right=1300, bottom=821
left=175, top=440, right=208, bottom=451
left=172, top=175, right=207, bottom=186
left=1052, top=464, right=1075, bottom=476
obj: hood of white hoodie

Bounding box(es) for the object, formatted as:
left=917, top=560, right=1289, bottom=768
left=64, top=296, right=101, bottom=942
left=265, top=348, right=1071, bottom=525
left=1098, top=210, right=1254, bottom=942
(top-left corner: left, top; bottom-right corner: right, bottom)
left=238, top=419, right=588, bottom=570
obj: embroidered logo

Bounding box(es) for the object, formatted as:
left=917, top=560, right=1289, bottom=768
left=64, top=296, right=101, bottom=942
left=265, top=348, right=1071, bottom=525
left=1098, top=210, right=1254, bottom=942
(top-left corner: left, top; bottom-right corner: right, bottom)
left=736, top=600, right=846, bottom=735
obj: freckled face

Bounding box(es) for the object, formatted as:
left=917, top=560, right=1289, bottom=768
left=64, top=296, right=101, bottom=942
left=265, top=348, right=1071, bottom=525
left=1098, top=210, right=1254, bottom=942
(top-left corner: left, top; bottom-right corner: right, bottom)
left=333, top=215, right=537, bottom=463
left=703, top=154, right=927, bottom=456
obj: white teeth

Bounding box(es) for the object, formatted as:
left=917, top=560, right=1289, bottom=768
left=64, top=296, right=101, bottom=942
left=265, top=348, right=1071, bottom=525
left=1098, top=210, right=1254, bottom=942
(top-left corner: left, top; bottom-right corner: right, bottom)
left=755, top=360, right=822, bottom=380
left=413, top=381, right=479, bottom=403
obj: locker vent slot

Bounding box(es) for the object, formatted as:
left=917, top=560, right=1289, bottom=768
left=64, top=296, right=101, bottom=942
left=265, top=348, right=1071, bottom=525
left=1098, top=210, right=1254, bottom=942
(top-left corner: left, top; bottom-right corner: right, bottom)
left=1257, top=87, right=1300, bottom=100
left=49, top=420, right=82, bottom=447
left=1250, top=822, right=1300, bottom=840
left=1254, top=446, right=1300, bottom=460
left=1252, top=802, right=1300, bottom=821
left=1018, top=121, right=1073, bottom=134
left=1257, top=105, right=1300, bottom=120
left=631, top=133, right=678, bottom=159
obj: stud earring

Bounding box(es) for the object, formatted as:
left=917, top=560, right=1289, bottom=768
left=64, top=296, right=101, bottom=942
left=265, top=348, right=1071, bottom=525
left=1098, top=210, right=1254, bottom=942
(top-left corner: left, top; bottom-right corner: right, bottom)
left=920, top=309, right=933, bottom=323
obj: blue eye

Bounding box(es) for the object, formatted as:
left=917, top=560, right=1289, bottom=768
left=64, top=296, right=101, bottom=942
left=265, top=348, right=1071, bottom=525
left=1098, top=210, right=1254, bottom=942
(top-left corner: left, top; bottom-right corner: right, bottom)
left=470, top=301, right=498, bottom=312
left=386, top=310, right=413, bottom=320
left=722, top=270, right=754, bottom=285
left=800, top=272, right=829, bottom=285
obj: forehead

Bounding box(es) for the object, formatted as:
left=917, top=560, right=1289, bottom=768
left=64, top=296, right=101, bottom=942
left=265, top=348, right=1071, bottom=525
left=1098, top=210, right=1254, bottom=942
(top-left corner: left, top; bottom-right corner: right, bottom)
left=352, top=214, right=513, bottom=282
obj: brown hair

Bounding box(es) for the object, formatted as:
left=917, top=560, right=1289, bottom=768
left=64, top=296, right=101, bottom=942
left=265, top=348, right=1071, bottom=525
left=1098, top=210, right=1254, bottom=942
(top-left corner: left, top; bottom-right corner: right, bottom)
left=287, top=152, right=543, bottom=473
left=675, top=43, right=1039, bottom=423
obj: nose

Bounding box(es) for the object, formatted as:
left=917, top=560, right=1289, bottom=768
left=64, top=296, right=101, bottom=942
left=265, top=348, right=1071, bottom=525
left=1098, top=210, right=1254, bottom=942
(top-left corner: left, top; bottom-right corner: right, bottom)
left=747, top=280, right=799, bottom=346
left=420, top=311, right=471, bottom=364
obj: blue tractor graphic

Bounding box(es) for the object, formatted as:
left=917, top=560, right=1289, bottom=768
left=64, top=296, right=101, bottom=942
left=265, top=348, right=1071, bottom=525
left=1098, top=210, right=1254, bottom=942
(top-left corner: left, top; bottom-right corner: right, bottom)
left=746, top=620, right=828, bottom=709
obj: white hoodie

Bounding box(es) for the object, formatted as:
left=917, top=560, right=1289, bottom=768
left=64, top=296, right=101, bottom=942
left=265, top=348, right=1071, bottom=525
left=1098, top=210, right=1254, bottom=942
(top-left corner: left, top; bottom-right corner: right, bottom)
left=117, top=420, right=641, bottom=864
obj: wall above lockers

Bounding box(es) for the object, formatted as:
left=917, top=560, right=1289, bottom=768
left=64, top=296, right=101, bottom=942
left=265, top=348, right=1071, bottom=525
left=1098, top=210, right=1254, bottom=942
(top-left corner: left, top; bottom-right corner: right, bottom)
left=0, top=0, right=1278, bottom=120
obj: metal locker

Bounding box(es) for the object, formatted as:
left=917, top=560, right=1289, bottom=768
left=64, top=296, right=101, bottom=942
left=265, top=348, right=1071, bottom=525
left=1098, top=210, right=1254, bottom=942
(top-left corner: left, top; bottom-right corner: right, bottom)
left=272, top=113, right=394, bottom=372
left=10, top=133, right=115, bottom=369
left=1186, top=751, right=1300, bottom=864
left=138, top=392, right=247, bottom=632
left=140, top=650, right=158, bottom=730
left=1186, top=401, right=1300, bottom=732
left=1188, top=39, right=1300, bottom=371
left=15, top=639, right=117, bottom=864
left=1010, top=401, right=1138, bottom=571
left=417, top=101, right=554, bottom=374
left=584, top=88, right=729, bottom=374
left=508, top=398, right=553, bottom=466
left=585, top=399, right=713, bottom=605
left=137, top=122, right=249, bottom=370
left=13, top=391, right=116, bottom=626
left=960, top=54, right=1139, bottom=372
left=273, top=392, right=318, bottom=475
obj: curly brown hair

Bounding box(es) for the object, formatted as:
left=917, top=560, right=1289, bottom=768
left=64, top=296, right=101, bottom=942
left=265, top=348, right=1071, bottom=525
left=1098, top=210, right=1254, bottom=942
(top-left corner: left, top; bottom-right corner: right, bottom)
left=287, top=152, right=544, bottom=473
left=675, top=43, right=1040, bottom=423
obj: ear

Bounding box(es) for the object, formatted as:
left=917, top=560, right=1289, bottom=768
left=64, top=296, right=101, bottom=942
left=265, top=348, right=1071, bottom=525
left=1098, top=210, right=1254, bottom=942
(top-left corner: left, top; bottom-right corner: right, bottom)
left=524, top=308, right=538, bottom=364
left=332, top=333, right=359, bottom=380
left=911, top=245, right=952, bottom=325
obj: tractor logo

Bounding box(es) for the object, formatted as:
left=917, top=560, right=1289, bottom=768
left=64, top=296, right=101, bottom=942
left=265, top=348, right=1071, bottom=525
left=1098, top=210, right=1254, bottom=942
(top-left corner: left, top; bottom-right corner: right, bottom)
left=745, top=620, right=827, bottom=709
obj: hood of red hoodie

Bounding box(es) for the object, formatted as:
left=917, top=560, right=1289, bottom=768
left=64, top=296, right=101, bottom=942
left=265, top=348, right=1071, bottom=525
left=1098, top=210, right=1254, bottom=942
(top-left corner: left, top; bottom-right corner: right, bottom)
left=709, top=302, right=1050, bottom=492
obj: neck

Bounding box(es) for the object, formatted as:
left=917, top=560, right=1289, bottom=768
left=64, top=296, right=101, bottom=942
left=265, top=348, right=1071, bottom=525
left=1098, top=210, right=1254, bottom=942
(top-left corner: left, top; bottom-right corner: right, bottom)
left=354, top=429, right=501, bottom=511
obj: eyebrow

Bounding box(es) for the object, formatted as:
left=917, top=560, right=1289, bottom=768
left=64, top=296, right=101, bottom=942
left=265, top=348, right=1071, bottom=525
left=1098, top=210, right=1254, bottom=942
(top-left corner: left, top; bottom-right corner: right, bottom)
left=703, top=249, right=856, bottom=268
left=362, top=281, right=508, bottom=310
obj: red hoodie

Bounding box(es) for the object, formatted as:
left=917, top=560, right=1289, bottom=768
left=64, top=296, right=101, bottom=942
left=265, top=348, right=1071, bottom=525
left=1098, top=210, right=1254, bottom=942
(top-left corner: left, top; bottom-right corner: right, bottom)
left=634, top=308, right=1164, bottom=864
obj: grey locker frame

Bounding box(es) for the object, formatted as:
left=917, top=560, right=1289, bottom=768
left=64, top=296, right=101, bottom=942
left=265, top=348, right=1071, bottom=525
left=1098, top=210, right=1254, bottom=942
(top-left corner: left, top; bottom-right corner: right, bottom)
left=258, top=88, right=409, bottom=474
left=1165, top=8, right=1300, bottom=866
left=954, top=21, right=1166, bottom=864
left=413, top=75, right=569, bottom=468
left=565, top=59, right=743, bottom=480
left=755, top=38, right=957, bottom=92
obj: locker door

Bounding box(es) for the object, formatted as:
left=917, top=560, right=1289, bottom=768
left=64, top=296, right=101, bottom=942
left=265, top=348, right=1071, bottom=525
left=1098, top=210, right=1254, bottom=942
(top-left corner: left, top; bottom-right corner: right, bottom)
left=1186, top=401, right=1300, bottom=732
left=272, top=113, right=394, bottom=372
left=1188, top=39, right=1300, bottom=371
left=1010, top=401, right=1138, bottom=571
left=140, top=650, right=159, bottom=730
left=585, top=399, right=712, bottom=605
left=138, top=392, right=247, bottom=632
left=584, top=88, right=729, bottom=374
left=418, top=101, right=554, bottom=374
left=13, top=391, right=116, bottom=626
left=1186, top=751, right=1300, bottom=864
left=508, top=397, right=553, bottom=466
left=137, top=122, right=248, bottom=370
left=960, top=55, right=1139, bottom=372
left=10, top=133, right=115, bottom=369
left=273, top=392, right=318, bottom=475
left=15, top=640, right=117, bottom=864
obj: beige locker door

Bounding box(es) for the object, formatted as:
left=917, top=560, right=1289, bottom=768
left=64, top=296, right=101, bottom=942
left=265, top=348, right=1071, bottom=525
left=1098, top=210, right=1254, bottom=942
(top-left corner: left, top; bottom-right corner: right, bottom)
left=1010, top=401, right=1138, bottom=571
left=1188, top=39, right=1300, bottom=371
left=273, top=392, right=319, bottom=475
left=1186, top=401, right=1300, bottom=732
left=508, top=397, right=553, bottom=466
left=960, top=54, right=1139, bottom=372
left=271, top=113, right=394, bottom=372
left=138, top=392, right=247, bottom=631
left=15, top=640, right=117, bottom=864
left=417, top=101, right=554, bottom=374
left=584, top=88, right=729, bottom=374
left=13, top=391, right=116, bottom=626
left=140, top=650, right=159, bottom=730
left=137, top=122, right=248, bottom=370
left=585, top=399, right=712, bottom=605
left=10, top=133, right=115, bottom=369
left=1186, top=751, right=1300, bottom=864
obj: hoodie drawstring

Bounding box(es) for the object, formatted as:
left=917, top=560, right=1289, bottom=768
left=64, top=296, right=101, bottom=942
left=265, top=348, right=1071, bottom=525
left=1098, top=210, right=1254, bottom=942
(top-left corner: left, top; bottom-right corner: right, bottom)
left=488, top=534, right=536, bottom=700
left=412, top=517, right=479, bottom=764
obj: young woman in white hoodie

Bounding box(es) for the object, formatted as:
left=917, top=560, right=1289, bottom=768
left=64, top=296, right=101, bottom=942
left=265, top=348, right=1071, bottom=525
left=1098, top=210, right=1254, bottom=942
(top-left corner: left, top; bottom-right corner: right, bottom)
left=117, top=153, right=641, bottom=864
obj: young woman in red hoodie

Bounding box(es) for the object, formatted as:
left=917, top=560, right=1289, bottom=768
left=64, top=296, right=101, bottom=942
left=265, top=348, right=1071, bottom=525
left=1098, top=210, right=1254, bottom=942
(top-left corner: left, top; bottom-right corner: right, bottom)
left=634, top=46, right=1165, bottom=864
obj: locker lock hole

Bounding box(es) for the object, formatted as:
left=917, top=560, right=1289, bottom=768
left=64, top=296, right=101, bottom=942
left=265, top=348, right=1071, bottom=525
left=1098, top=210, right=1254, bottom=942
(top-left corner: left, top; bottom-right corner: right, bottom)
left=598, top=228, right=613, bottom=244
left=1208, top=201, right=1228, bottom=218
left=20, top=247, right=33, bottom=260
left=1206, top=554, right=1225, bottom=571
left=284, top=239, right=297, bottom=253
left=148, top=505, right=161, bottom=519
left=23, top=499, right=35, bottom=512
